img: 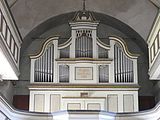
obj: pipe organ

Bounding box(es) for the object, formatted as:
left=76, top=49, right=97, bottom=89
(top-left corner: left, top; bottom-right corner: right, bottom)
left=29, top=10, right=139, bottom=113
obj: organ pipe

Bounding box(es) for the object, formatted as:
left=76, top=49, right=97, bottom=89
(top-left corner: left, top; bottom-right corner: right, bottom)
left=114, top=44, right=134, bottom=83
left=34, top=45, right=54, bottom=82
left=75, top=33, right=93, bottom=58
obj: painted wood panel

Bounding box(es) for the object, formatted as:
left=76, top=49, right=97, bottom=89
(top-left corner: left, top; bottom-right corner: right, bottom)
left=50, top=94, right=61, bottom=112
left=87, top=103, right=100, bottom=110
left=107, top=94, right=118, bottom=112
left=34, top=94, right=44, bottom=112
left=123, top=94, right=134, bottom=112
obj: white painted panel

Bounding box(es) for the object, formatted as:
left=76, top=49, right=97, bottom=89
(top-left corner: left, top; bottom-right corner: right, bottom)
left=62, top=99, right=84, bottom=110
left=107, top=94, right=118, bottom=112
left=75, top=67, right=93, bottom=80
left=67, top=103, right=81, bottom=110
left=151, top=46, right=154, bottom=61
left=87, top=103, right=100, bottom=110
left=85, top=99, right=105, bottom=110
left=123, top=94, right=134, bottom=112
left=155, top=37, right=158, bottom=53
left=14, top=45, right=18, bottom=61
left=34, top=94, right=44, bottom=112
left=2, top=18, right=6, bottom=38
left=6, top=29, right=10, bottom=46
left=11, top=37, right=14, bottom=53
left=50, top=94, right=61, bottom=112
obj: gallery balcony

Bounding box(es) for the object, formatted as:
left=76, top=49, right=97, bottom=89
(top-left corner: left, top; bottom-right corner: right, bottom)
left=0, top=0, right=22, bottom=80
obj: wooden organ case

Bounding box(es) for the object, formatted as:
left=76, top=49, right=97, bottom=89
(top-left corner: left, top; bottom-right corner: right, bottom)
left=29, top=10, right=139, bottom=113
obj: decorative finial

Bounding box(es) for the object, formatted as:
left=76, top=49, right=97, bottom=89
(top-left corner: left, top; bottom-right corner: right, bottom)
left=83, top=0, right=86, bottom=11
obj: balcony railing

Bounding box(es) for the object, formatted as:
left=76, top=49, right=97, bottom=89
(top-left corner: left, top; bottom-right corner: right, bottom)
left=148, top=11, right=160, bottom=80
left=0, top=94, right=160, bottom=120
left=0, top=0, right=22, bottom=80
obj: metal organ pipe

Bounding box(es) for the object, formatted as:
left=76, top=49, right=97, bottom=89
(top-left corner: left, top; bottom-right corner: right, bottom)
left=75, top=32, right=93, bottom=58
left=114, top=44, right=134, bottom=83
left=34, top=45, right=54, bottom=82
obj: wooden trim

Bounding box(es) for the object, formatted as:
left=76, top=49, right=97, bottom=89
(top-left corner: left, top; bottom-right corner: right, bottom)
left=109, top=36, right=139, bottom=59
left=28, top=83, right=140, bottom=89
left=56, top=58, right=113, bottom=61
left=96, top=37, right=110, bottom=49
left=62, top=97, right=106, bottom=99
left=58, top=37, right=72, bottom=48
left=29, top=36, right=59, bottom=59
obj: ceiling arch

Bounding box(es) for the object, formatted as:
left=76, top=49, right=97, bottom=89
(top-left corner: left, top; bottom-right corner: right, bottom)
left=20, top=11, right=148, bottom=57
left=8, top=0, right=157, bottom=40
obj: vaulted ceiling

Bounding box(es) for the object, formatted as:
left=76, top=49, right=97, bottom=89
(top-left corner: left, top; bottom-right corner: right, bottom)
left=6, top=0, right=158, bottom=42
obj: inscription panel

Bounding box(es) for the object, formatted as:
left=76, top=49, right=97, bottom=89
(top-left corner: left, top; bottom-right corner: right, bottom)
left=75, top=67, right=93, bottom=80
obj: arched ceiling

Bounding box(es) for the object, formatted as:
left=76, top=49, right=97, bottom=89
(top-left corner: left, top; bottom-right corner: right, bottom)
left=19, top=12, right=149, bottom=56
left=7, top=0, right=157, bottom=41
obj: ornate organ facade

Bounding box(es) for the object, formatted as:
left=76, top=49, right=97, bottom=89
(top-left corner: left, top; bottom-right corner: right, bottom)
left=29, top=10, right=139, bottom=113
